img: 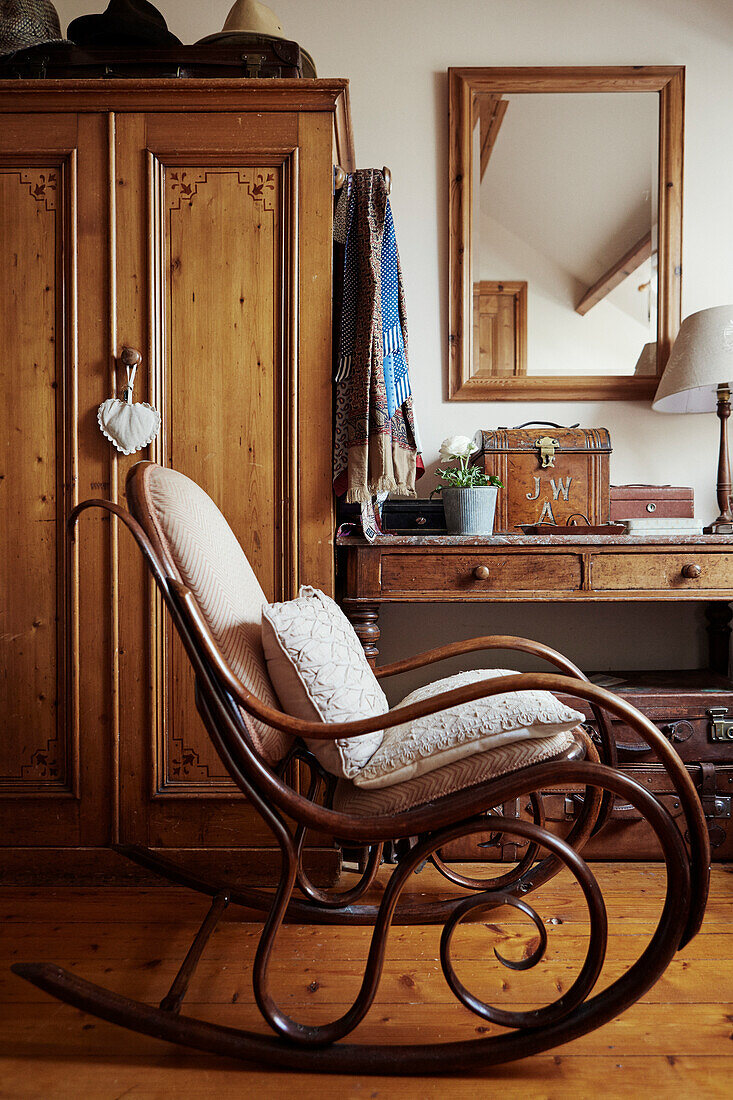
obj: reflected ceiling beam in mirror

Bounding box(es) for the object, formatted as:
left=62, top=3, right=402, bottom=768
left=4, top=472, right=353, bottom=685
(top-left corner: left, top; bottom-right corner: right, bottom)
left=575, top=230, right=653, bottom=316
left=479, top=95, right=508, bottom=180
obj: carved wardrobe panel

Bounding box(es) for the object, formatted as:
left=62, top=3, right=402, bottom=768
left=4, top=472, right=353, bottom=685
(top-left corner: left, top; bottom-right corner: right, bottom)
left=0, top=113, right=112, bottom=859
left=161, top=162, right=285, bottom=793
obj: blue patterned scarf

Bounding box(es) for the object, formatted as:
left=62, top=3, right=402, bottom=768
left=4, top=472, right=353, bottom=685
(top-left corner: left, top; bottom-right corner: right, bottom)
left=333, top=169, right=421, bottom=504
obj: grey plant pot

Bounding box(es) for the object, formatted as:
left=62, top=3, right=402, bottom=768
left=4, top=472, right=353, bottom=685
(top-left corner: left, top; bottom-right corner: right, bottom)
left=442, top=485, right=498, bottom=535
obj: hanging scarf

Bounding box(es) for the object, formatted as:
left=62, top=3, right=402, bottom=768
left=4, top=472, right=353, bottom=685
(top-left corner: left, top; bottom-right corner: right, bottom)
left=333, top=169, right=422, bottom=504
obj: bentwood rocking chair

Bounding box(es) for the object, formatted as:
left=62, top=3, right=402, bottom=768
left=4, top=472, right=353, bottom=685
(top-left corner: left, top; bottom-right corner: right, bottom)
left=13, top=462, right=710, bottom=1075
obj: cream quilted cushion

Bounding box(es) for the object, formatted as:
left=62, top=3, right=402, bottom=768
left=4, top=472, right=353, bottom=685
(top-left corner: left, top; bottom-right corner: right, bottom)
left=334, top=731, right=576, bottom=815
left=352, top=669, right=584, bottom=790
left=134, top=464, right=290, bottom=763
left=261, top=587, right=387, bottom=779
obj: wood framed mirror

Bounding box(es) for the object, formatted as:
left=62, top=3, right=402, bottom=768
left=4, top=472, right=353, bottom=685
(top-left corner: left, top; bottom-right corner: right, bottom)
left=448, top=66, right=684, bottom=400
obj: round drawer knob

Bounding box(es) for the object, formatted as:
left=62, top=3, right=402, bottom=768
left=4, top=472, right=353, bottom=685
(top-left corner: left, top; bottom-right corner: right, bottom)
left=681, top=563, right=702, bottom=579
left=474, top=565, right=490, bottom=580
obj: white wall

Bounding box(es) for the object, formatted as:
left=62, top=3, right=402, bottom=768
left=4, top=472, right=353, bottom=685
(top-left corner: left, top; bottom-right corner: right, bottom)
left=55, top=0, right=733, bottom=692
left=479, top=212, right=651, bottom=376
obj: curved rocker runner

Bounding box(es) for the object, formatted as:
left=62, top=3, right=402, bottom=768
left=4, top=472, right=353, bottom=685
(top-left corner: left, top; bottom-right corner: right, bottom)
left=12, top=461, right=711, bottom=1075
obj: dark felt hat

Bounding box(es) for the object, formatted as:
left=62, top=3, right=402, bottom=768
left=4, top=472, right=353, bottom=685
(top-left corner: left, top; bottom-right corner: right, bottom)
left=0, top=0, right=70, bottom=55
left=68, top=0, right=181, bottom=49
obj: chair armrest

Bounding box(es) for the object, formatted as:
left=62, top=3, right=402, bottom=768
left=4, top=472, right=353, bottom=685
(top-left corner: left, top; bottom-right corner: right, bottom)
left=372, top=634, right=619, bottom=781
left=374, top=635, right=588, bottom=682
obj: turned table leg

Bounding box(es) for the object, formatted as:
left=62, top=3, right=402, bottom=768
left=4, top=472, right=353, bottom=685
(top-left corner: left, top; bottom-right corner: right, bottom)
left=344, top=600, right=380, bottom=666
left=706, top=601, right=732, bottom=677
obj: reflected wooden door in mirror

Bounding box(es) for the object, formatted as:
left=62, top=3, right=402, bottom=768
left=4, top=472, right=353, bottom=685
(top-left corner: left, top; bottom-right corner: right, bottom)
left=473, top=280, right=527, bottom=377
left=449, top=67, right=684, bottom=400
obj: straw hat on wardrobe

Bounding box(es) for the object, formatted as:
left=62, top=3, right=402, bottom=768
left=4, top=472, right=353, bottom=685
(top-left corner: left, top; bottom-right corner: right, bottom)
left=203, top=0, right=286, bottom=42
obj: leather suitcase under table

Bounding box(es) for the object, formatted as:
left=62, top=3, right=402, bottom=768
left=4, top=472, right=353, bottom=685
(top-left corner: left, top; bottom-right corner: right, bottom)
left=440, top=763, right=733, bottom=863
left=439, top=669, right=733, bottom=862
left=534, top=763, right=733, bottom=860
left=559, top=669, right=733, bottom=765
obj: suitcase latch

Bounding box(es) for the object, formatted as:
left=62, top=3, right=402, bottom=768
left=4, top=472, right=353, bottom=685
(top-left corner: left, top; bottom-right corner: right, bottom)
left=241, top=52, right=270, bottom=77
left=707, top=706, right=733, bottom=742
left=698, top=762, right=731, bottom=819
left=535, top=436, right=559, bottom=468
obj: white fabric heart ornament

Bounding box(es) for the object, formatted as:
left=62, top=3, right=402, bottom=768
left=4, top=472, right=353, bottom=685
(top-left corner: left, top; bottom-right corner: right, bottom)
left=97, top=363, right=161, bottom=456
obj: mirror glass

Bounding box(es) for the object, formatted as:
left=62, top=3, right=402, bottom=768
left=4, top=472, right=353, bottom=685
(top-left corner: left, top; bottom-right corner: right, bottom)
left=473, top=92, right=658, bottom=379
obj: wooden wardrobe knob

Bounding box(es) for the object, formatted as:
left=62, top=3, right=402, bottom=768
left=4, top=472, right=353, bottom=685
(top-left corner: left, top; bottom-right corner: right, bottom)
left=474, top=565, right=490, bottom=580
left=681, top=563, right=702, bottom=579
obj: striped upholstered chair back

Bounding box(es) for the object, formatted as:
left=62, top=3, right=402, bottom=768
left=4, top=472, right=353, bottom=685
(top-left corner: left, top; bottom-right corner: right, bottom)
left=126, top=461, right=293, bottom=764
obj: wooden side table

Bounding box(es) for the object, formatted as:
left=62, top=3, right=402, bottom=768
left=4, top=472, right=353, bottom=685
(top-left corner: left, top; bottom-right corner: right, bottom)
left=337, top=533, right=733, bottom=674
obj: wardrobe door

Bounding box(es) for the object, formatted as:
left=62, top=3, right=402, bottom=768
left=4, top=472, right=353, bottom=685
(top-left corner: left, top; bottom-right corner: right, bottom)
left=0, top=112, right=113, bottom=873
left=113, top=109, right=335, bottom=882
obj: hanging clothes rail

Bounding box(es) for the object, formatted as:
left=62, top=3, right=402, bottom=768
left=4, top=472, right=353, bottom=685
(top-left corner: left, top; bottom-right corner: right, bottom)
left=334, top=165, right=392, bottom=194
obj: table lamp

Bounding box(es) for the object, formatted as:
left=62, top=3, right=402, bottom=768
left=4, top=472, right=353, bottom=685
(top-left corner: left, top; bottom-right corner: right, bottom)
left=653, top=305, right=733, bottom=533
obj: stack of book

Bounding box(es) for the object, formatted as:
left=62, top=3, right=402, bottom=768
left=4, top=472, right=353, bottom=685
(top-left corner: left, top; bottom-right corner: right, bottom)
left=621, top=517, right=703, bottom=536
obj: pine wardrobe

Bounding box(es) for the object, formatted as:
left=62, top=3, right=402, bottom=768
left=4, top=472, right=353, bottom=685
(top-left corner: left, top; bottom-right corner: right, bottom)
left=0, top=78, right=353, bottom=884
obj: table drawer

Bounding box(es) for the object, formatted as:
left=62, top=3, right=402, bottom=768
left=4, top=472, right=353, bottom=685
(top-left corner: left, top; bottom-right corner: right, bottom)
left=381, top=552, right=582, bottom=593
left=593, top=552, right=733, bottom=591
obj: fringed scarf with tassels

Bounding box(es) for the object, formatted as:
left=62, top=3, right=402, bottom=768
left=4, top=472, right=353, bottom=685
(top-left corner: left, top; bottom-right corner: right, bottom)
left=333, top=169, right=422, bottom=504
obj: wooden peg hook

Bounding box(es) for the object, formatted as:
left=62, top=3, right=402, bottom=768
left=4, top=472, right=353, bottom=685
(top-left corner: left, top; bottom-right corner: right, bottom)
left=120, top=347, right=142, bottom=369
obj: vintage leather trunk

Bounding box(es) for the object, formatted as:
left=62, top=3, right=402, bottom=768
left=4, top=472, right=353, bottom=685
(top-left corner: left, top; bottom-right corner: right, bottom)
left=440, top=670, right=733, bottom=862
left=441, top=765, right=733, bottom=862
left=534, top=764, right=733, bottom=860
left=559, top=669, right=733, bottom=765
left=0, top=42, right=315, bottom=79
left=472, top=425, right=611, bottom=533
left=611, top=484, right=694, bottom=521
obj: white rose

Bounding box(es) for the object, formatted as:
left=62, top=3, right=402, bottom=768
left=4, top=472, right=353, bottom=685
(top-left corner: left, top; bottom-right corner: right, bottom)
left=439, top=435, right=478, bottom=461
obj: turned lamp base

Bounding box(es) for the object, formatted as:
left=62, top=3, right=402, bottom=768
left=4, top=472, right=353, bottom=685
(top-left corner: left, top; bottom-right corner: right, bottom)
left=705, top=383, right=733, bottom=534
left=704, top=521, right=733, bottom=534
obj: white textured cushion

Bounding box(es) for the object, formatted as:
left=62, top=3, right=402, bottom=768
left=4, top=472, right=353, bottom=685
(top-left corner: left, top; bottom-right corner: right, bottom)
left=261, top=587, right=387, bottom=779
left=352, top=669, right=584, bottom=790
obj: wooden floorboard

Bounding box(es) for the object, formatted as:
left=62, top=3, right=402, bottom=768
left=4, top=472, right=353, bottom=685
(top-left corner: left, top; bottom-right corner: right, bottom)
left=0, top=862, right=731, bottom=1097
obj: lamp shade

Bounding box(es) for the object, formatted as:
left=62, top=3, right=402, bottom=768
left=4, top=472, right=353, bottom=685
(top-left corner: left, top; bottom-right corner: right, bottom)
left=653, top=305, right=733, bottom=413
left=634, top=341, right=657, bottom=377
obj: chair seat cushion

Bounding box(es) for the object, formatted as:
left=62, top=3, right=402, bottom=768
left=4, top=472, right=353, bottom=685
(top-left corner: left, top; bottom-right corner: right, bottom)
left=261, top=586, right=387, bottom=779
left=352, top=669, right=584, bottom=790
left=334, top=730, right=577, bottom=815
